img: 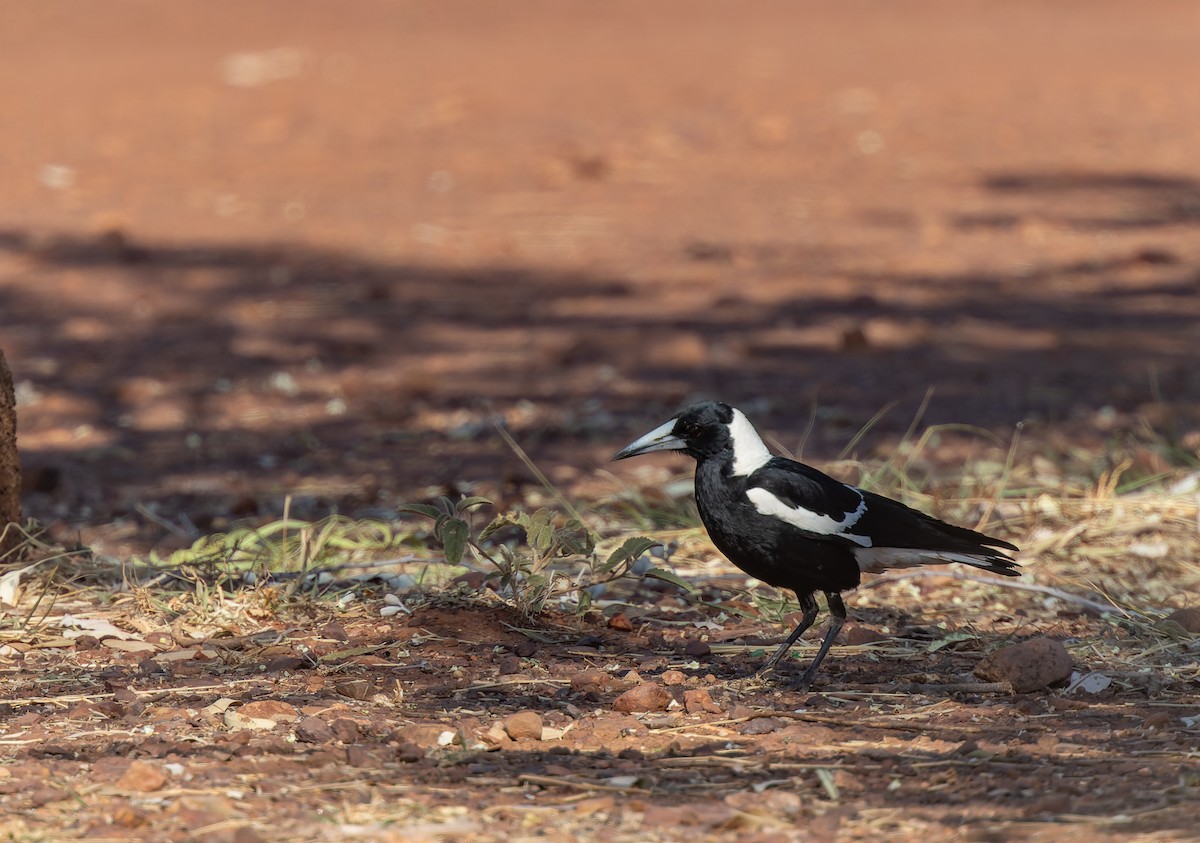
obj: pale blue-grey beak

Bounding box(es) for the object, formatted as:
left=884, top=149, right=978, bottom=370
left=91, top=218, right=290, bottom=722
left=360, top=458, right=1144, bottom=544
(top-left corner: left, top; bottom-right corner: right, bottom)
left=612, top=418, right=686, bottom=461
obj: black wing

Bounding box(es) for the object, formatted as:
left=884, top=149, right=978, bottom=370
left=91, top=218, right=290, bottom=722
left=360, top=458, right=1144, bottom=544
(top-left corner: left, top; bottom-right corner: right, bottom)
left=751, top=457, right=1017, bottom=565
left=852, top=490, right=1018, bottom=555
left=748, top=458, right=866, bottom=525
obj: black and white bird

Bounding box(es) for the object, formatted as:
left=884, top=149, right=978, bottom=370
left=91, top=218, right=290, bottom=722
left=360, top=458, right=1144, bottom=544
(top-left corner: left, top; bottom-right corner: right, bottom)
left=612, top=401, right=1019, bottom=689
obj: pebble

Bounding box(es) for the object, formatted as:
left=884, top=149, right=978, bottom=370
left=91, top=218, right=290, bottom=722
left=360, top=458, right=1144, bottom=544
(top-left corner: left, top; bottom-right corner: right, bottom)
left=503, top=710, right=545, bottom=741
left=660, top=669, right=687, bottom=686
left=294, top=716, right=334, bottom=743
left=612, top=682, right=671, bottom=713
left=973, top=637, right=1073, bottom=692
left=117, top=760, right=168, bottom=793
left=239, top=700, right=299, bottom=722
left=682, top=688, right=723, bottom=714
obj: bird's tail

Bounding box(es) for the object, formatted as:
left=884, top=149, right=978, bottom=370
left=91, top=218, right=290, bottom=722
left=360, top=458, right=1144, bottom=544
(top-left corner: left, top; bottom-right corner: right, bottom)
left=854, top=546, right=1020, bottom=576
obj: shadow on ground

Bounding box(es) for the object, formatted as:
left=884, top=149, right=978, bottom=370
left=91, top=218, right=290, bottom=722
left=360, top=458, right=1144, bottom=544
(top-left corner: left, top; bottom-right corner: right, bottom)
left=2, top=170, right=1200, bottom=552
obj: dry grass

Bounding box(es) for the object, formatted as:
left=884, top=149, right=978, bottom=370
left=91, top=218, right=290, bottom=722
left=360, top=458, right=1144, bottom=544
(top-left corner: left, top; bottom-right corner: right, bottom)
left=2, top=428, right=1200, bottom=841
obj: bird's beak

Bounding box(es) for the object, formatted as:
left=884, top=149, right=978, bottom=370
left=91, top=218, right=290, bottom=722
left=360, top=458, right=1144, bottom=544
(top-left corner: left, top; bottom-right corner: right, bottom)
left=612, top=418, right=686, bottom=461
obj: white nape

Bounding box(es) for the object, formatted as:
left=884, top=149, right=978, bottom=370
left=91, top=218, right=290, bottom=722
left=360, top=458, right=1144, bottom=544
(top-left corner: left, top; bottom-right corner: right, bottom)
left=728, top=408, right=773, bottom=476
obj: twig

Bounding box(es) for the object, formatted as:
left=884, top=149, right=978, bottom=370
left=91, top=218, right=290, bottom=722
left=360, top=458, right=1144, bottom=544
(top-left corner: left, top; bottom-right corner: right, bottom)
left=517, top=774, right=643, bottom=794
left=861, top=569, right=1138, bottom=617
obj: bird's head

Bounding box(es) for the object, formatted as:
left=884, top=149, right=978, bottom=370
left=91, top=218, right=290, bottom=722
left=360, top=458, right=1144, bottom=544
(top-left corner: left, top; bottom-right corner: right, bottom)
left=612, top=401, right=770, bottom=469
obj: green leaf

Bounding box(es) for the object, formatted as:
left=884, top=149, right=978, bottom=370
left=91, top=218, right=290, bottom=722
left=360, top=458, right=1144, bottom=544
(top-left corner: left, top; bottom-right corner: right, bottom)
left=525, top=510, right=551, bottom=555
left=478, top=515, right=517, bottom=542
left=397, top=503, right=441, bottom=519
left=643, top=566, right=694, bottom=592
left=456, top=496, right=493, bottom=514
left=576, top=590, right=593, bottom=614
left=441, top=518, right=469, bottom=565
left=559, top=519, right=596, bottom=555
left=602, top=537, right=661, bottom=573
left=927, top=631, right=975, bottom=653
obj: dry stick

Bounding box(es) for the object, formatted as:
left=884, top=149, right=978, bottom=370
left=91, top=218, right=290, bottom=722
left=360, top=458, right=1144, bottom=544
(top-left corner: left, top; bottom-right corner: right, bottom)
left=860, top=569, right=1138, bottom=618
left=517, top=774, right=643, bottom=794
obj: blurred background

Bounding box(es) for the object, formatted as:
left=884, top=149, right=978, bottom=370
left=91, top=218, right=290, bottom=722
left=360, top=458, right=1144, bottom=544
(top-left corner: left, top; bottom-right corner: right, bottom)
left=3, top=0, right=1199, bottom=555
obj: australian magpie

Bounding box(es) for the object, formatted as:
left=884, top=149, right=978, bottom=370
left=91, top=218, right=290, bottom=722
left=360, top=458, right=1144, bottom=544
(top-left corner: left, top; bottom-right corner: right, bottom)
left=612, top=401, right=1019, bottom=689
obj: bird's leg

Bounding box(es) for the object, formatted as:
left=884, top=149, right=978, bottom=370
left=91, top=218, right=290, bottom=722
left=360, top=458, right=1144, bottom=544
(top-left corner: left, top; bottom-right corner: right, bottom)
left=794, top=592, right=848, bottom=691
left=755, top=591, right=819, bottom=677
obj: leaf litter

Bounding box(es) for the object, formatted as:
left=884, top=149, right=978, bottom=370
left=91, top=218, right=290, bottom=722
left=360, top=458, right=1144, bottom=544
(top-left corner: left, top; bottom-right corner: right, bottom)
left=4, top=464, right=1200, bottom=842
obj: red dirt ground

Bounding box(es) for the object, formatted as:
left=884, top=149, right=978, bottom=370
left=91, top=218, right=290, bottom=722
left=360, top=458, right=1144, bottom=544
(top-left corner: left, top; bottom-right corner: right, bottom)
left=2, top=2, right=1200, bottom=840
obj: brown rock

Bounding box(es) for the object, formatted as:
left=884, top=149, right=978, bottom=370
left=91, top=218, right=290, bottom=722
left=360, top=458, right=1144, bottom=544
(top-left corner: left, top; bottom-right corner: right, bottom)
left=481, top=721, right=512, bottom=745
left=402, top=724, right=450, bottom=748
left=842, top=624, right=887, bottom=645
left=330, top=718, right=360, bottom=743
left=570, top=669, right=615, bottom=695
left=117, top=761, right=168, bottom=793
left=974, top=637, right=1073, bottom=693
left=29, top=787, right=69, bottom=807
left=682, top=688, right=723, bottom=714
left=607, top=613, right=634, bottom=631
left=612, top=682, right=671, bottom=713
left=294, top=716, right=334, bottom=744
left=683, top=640, right=711, bottom=658
left=660, top=669, right=687, bottom=686
left=334, top=680, right=374, bottom=701
left=739, top=717, right=783, bottom=735
left=498, top=655, right=523, bottom=675
left=503, top=710, right=544, bottom=741
left=110, top=805, right=149, bottom=828
left=1166, top=608, right=1200, bottom=633
left=239, top=700, right=299, bottom=722
left=395, top=742, right=424, bottom=762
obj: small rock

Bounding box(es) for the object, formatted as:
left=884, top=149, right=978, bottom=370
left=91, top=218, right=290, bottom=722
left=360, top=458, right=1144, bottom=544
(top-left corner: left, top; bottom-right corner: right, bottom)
left=330, top=718, right=360, bottom=743
left=739, top=717, right=783, bottom=735
left=395, top=742, right=424, bottom=762
left=570, top=669, right=615, bottom=695
left=110, top=805, right=149, bottom=828
left=117, top=761, right=168, bottom=793
left=682, top=688, right=723, bottom=714
left=612, top=683, right=671, bottom=713
left=29, top=787, right=69, bottom=807
left=481, top=721, right=512, bottom=745
left=660, top=669, right=687, bottom=686
left=321, top=621, right=350, bottom=641
left=683, top=640, right=711, bottom=658
left=294, top=716, right=334, bottom=744
left=842, top=625, right=887, bottom=645
left=239, top=700, right=299, bottom=722
left=974, top=637, right=1073, bottom=693
left=334, top=680, right=374, bottom=701
left=503, top=710, right=544, bottom=741
left=1142, top=710, right=1173, bottom=731
left=498, top=655, right=523, bottom=675
left=1166, top=608, right=1200, bottom=633
left=403, top=724, right=450, bottom=748
left=607, top=613, right=634, bottom=631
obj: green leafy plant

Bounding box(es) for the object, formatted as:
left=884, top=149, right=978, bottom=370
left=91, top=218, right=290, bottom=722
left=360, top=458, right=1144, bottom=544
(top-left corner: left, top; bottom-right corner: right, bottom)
left=398, top=496, right=667, bottom=615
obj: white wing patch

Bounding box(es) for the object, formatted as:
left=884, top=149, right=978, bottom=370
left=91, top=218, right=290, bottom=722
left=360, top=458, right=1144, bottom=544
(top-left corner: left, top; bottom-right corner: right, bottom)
left=728, top=409, right=773, bottom=477
left=853, top=547, right=997, bottom=573
left=746, top=485, right=871, bottom=546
